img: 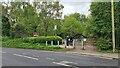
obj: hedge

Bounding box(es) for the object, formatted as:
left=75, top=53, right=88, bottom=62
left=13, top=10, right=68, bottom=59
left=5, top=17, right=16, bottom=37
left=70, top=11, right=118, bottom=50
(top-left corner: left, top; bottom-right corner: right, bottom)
left=2, top=39, right=62, bottom=51
left=22, top=36, right=62, bottom=45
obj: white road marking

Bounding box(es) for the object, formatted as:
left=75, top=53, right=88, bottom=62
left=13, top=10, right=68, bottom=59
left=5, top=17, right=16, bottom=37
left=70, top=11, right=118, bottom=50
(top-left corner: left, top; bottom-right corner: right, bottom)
left=13, top=54, right=38, bottom=60
left=13, top=54, right=23, bottom=57
left=23, top=55, right=38, bottom=60
left=53, top=61, right=78, bottom=67
left=46, top=57, right=54, bottom=60
left=61, top=61, right=77, bottom=64
left=0, top=51, right=6, bottom=53
left=53, top=62, right=71, bottom=67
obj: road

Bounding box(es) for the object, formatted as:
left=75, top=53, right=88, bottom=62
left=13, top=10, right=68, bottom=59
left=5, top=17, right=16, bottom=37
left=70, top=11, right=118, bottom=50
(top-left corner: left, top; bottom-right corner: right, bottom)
left=1, top=48, right=119, bottom=68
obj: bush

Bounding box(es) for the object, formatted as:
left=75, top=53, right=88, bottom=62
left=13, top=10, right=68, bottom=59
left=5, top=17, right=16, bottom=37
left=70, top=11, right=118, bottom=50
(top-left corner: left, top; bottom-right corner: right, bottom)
left=2, top=38, right=62, bottom=51
left=2, top=36, right=10, bottom=41
left=96, top=38, right=112, bottom=51
left=22, top=36, right=62, bottom=45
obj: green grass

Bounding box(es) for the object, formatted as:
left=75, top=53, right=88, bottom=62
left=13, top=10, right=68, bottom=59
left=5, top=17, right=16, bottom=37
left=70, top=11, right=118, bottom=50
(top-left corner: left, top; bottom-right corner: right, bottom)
left=2, top=38, right=63, bottom=51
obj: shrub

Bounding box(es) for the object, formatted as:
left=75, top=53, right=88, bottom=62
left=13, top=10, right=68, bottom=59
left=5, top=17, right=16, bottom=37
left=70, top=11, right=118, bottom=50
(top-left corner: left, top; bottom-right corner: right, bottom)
left=22, top=36, right=62, bottom=45
left=2, top=36, right=10, bottom=41
left=96, top=38, right=112, bottom=51
left=2, top=38, right=62, bottom=51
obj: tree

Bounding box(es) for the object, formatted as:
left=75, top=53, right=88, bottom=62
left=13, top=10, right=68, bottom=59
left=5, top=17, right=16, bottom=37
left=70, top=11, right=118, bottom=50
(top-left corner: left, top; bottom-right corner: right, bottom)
left=2, top=1, right=64, bottom=37
left=35, top=2, right=64, bottom=36
left=61, top=14, right=83, bottom=38
left=90, top=2, right=120, bottom=50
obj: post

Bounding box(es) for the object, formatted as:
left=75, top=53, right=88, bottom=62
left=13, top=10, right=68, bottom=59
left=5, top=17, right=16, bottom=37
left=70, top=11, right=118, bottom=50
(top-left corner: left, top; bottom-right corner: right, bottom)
left=81, top=40, right=85, bottom=50
left=46, top=41, right=48, bottom=46
left=65, top=40, right=67, bottom=48
left=111, top=0, right=115, bottom=52
left=51, top=41, right=53, bottom=45
left=73, top=40, right=75, bottom=49
left=57, top=41, right=59, bottom=46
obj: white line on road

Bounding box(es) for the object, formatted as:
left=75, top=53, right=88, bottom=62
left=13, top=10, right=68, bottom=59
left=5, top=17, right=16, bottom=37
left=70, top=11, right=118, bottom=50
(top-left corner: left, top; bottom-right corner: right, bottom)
left=53, top=62, right=71, bottom=67
left=23, top=55, right=39, bottom=60
left=13, top=54, right=23, bottom=57
left=0, top=51, right=6, bottom=53
left=13, top=54, right=38, bottom=60
left=46, top=57, right=54, bottom=60
left=61, top=61, right=78, bottom=64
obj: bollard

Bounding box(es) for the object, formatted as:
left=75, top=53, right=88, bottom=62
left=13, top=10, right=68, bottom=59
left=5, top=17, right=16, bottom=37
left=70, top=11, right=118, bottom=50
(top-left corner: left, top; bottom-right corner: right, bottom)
left=51, top=41, right=53, bottom=45
left=57, top=41, right=59, bottom=46
left=46, top=41, right=48, bottom=46
left=81, top=40, right=85, bottom=50
left=73, top=40, right=75, bottom=49
left=65, top=40, right=67, bottom=48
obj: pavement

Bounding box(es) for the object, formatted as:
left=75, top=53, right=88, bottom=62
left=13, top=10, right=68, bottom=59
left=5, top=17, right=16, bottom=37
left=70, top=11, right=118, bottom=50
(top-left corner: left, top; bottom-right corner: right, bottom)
left=1, top=48, right=119, bottom=67
left=59, top=41, right=119, bottom=60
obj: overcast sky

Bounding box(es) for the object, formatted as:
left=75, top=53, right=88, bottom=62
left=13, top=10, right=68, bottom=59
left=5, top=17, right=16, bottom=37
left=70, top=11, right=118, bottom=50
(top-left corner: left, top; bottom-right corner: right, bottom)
left=2, top=0, right=91, bottom=17
left=61, top=2, right=91, bottom=17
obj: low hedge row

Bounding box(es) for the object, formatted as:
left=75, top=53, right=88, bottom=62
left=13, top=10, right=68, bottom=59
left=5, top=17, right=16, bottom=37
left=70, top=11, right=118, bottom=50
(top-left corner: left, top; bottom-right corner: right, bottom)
left=2, top=39, right=62, bottom=51
left=22, top=36, right=62, bottom=45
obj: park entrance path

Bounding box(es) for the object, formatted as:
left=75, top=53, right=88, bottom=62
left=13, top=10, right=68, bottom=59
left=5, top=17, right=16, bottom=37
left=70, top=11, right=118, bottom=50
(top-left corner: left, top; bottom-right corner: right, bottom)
left=60, top=41, right=119, bottom=60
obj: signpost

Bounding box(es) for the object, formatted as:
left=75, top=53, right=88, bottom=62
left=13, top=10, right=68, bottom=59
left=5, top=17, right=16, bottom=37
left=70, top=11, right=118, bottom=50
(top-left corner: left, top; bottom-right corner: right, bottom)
left=33, top=32, right=39, bottom=37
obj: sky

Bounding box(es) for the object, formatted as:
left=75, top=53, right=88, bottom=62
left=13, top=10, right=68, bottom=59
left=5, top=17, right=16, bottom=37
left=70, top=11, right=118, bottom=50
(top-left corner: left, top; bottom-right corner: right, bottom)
left=2, top=0, right=91, bottom=17
left=61, top=2, right=91, bottom=17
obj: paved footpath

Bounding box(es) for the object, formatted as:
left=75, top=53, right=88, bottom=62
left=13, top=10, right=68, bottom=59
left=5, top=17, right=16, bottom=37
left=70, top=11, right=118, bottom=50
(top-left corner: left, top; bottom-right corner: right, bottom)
left=59, top=41, right=119, bottom=60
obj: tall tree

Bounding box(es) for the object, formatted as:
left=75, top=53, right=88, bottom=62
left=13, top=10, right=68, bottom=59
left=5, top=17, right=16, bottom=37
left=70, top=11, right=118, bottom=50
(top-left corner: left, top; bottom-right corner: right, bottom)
left=35, top=2, right=64, bottom=36
left=90, top=2, right=120, bottom=50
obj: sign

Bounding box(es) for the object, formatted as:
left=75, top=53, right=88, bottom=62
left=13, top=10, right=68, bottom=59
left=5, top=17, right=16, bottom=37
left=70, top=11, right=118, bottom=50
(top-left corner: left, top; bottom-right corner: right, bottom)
left=33, top=32, right=39, bottom=37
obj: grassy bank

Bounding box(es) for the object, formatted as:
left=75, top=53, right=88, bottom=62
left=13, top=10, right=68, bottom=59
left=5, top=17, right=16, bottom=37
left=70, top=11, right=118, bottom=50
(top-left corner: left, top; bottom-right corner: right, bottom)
left=2, top=38, right=63, bottom=51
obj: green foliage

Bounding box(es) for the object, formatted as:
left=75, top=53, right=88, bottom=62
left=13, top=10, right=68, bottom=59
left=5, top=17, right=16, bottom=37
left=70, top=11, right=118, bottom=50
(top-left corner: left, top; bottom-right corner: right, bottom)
left=97, top=38, right=112, bottom=51
left=61, top=13, right=89, bottom=38
left=22, top=36, right=62, bottom=45
left=2, top=38, right=62, bottom=51
left=90, top=2, right=120, bottom=50
left=2, top=36, right=10, bottom=41
left=2, top=2, right=64, bottom=38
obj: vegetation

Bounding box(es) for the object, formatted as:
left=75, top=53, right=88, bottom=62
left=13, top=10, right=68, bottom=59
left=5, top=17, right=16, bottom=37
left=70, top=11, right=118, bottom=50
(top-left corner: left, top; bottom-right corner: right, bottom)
left=90, top=2, right=120, bottom=51
left=1, top=1, right=120, bottom=52
left=2, top=38, right=62, bottom=51
left=23, top=36, right=62, bottom=45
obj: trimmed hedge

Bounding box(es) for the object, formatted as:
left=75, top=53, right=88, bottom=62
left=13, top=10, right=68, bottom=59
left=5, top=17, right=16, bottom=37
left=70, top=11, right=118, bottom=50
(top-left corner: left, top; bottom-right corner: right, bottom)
left=2, top=39, right=62, bottom=51
left=22, top=36, right=62, bottom=45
